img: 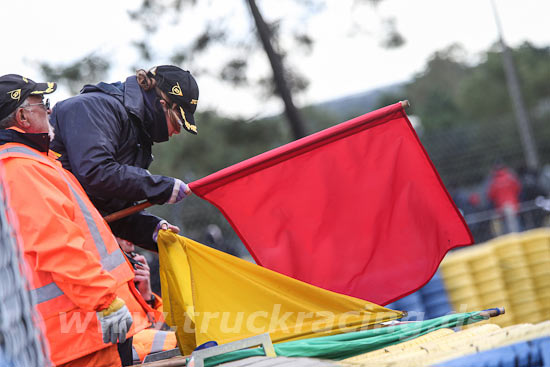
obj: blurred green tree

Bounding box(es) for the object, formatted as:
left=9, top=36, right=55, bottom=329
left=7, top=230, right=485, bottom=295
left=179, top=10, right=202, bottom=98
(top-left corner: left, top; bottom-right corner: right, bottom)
left=457, top=42, right=550, bottom=122
left=375, top=42, right=550, bottom=187
left=127, top=0, right=402, bottom=140
left=39, top=54, right=110, bottom=95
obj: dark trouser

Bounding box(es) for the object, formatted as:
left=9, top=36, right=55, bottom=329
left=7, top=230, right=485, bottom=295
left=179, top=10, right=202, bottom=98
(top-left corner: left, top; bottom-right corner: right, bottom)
left=117, top=337, right=133, bottom=366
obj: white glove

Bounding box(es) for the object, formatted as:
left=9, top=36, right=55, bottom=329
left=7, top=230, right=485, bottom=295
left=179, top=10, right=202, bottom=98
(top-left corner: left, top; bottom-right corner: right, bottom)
left=152, top=220, right=180, bottom=243
left=96, top=297, right=133, bottom=344
left=166, top=179, right=191, bottom=204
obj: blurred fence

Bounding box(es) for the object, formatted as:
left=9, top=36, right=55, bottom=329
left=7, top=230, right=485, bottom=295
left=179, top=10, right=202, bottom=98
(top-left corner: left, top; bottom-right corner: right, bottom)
left=420, top=101, right=550, bottom=187
left=420, top=102, right=550, bottom=243
left=0, top=181, right=49, bottom=366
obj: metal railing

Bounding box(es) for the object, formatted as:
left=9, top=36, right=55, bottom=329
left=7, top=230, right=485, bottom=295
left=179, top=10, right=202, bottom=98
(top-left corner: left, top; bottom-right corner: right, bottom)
left=463, top=197, right=550, bottom=242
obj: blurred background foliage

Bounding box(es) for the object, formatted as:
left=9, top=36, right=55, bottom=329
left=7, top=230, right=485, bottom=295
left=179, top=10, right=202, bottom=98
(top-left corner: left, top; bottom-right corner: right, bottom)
left=38, top=0, right=550, bottom=254
left=378, top=41, right=550, bottom=187
left=148, top=41, right=550, bottom=254
left=41, top=0, right=402, bottom=140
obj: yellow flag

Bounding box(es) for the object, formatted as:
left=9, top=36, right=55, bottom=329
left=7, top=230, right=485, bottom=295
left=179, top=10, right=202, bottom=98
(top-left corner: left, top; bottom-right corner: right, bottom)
left=158, top=231, right=404, bottom=355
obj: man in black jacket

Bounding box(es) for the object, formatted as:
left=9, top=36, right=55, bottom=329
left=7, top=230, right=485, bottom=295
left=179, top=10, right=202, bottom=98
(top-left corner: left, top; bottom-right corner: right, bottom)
left=50, top=65, right=199, bottom=251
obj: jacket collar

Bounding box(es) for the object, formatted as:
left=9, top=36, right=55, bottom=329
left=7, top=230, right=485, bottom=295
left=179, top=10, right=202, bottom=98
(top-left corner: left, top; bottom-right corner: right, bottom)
left=0, top=128, right=50, bottom=152
left=122, top=76, right=146, bottom=122
left=79, top=76, right=157, bottom=142
left=80, top=76, right=146, bottom=122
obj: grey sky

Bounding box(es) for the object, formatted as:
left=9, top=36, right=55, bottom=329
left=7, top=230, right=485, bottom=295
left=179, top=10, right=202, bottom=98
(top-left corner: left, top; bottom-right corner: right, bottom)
left=1, top=0, right=548, bottom=118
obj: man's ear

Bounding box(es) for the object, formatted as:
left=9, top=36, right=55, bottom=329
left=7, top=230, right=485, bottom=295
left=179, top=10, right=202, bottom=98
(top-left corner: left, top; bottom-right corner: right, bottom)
left=158, top=99, right=168, bottom=110
left=14, top=108, right=29, bottom=129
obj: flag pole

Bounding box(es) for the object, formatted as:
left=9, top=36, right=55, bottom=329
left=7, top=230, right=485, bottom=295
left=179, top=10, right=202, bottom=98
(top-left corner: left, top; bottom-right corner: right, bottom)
left=479, top=307, right=505, bottom=318
left=105, top=102, right=411, bottom=225
left=103, top=201, right=153, bottom=223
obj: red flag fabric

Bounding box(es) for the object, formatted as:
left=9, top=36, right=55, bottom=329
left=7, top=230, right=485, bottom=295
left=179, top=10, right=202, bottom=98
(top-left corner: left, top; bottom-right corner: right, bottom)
left=189, top=102, right=473, bottom=305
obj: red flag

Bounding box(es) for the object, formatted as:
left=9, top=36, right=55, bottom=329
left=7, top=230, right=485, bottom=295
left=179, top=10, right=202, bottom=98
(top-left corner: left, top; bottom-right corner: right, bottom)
left=189, top=102, right=473, bottom=305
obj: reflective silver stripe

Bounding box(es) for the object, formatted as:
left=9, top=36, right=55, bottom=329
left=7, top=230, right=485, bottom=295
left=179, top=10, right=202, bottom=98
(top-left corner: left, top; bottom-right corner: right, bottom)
left=151, top=330, right=168, bottom=353
left=31, top=282, right=63, bottom=304
left=0, top=146, right=126, bottom=303
left=66, top=184, right=126, bottom=271
left=0, top=146, right=44, bottom=159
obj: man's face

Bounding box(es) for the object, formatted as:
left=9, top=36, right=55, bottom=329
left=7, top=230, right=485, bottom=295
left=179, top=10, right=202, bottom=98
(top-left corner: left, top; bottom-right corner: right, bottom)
left=116, top=237, right=135, bottom=253
left=22, top=95, right=52, bottom=135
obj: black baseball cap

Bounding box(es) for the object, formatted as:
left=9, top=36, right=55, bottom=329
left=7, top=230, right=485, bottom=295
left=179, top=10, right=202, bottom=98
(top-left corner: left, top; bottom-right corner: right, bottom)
left=0, top=74, right=57, bottom=121
left=148, top=65, right=199, bottom=135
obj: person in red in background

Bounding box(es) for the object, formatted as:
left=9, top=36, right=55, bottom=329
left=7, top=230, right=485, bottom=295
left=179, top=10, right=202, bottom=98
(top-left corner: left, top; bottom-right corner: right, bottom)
left=488, top=163, right=522, bottom=234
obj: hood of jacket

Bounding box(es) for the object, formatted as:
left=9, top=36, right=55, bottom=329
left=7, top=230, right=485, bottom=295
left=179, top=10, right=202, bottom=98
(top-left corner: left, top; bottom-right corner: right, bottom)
left=80, top=76, right=144, bottom=120
left=80, top=75, right=168, bottom=143
left=80, top=76, right=169, bottom=142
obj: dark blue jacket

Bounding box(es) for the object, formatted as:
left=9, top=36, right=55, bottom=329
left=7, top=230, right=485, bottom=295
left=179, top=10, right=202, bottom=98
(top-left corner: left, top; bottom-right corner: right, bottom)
left=50, top=76, right=174, bottom=251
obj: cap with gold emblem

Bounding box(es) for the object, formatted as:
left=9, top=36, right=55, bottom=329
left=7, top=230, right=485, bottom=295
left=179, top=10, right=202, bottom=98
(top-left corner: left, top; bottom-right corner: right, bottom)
left=148, top=65, right=199, bottom=135
left=0, top=74, right=57, bottom=121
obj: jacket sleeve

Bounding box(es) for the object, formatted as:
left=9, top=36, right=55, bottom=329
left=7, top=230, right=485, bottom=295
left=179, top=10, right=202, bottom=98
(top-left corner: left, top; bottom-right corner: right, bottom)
left=5, top=159, right=117, bottom=311
left=52, top=97, right=175, bottom=204
left=109, top=211, right=161, bottom=252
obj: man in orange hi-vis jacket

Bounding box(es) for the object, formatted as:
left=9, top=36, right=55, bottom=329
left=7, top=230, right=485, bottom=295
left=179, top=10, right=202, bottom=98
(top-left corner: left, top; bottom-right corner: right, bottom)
left=0, top=74, right=157, bottom=367
left=116, top=238, right=177, bottom=364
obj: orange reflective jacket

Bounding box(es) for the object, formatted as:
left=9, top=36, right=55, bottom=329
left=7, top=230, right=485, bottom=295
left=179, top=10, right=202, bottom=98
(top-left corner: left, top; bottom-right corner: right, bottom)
left=132, top=329, right=177, bottom=363
left=0, top=142, right=153, bottom=366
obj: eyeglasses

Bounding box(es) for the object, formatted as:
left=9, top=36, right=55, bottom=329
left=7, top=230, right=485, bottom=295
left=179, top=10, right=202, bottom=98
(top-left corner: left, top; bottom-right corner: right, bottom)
left=24, top=98, right=50, bottom=111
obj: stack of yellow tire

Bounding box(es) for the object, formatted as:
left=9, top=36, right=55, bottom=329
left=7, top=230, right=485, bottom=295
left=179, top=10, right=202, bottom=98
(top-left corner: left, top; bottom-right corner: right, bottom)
left=520, top=230, right=550, bottom=321
left=440, top=228, right=550, bottom=327
left=338, top=321, right=550, bottom=367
